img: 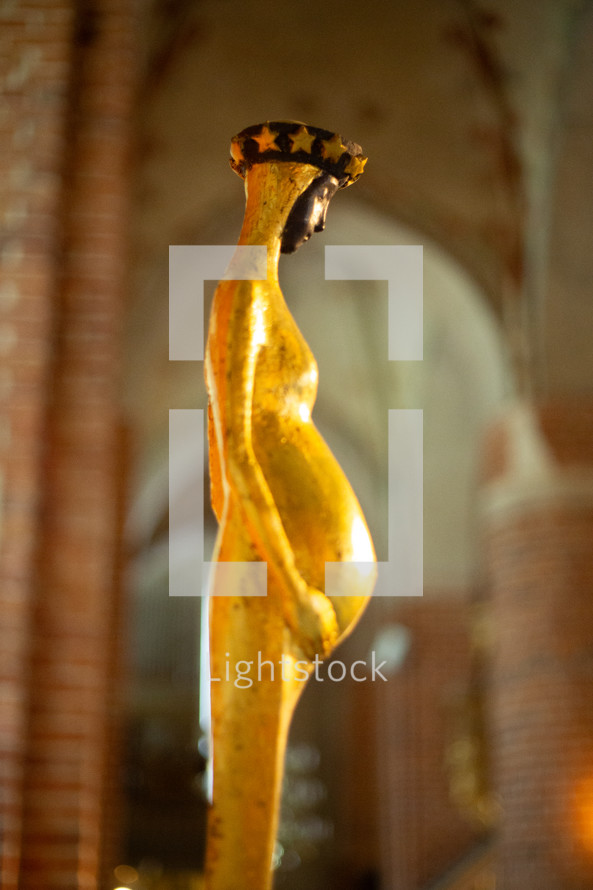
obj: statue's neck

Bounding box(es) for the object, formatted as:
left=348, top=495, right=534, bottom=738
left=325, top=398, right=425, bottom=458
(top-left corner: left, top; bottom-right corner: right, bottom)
left=238, top=162, right=321, bottom=279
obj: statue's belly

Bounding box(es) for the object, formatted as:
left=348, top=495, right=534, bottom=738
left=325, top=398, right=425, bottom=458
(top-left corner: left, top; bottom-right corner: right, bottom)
left=253, top=413, right=374, bottom=591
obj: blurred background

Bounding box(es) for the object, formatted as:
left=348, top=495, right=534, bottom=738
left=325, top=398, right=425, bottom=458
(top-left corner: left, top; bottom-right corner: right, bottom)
left=1, top=1, right=593, bottom=888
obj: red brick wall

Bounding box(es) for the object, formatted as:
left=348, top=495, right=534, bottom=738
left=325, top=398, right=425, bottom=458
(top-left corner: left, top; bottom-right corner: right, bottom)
left=0, top=2, right=137, bottom=887
left=482, top=402, right=593, bottom=890
left=374, top=598, right=483, bottom=890
left=0, top=4, right=75, bottom=886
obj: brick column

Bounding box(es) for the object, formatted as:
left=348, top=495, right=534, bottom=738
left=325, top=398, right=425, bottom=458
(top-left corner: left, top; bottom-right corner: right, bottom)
left=374, top=598, right=480, bottom=890
left=0, top=4, right=75, bottom=887
left=0, top=2, right=137, bottom=888
left=481, top=401, right=593, bottom=890
left=17, top=2, right=138, bottom=887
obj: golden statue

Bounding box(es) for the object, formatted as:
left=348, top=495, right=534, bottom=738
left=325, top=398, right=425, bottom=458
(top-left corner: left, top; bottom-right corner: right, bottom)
left=204, top=121, right=376, bottom=889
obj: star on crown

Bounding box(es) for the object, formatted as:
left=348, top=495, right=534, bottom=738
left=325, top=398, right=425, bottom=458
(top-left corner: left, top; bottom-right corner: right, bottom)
left=229, top=121, right=366, bottom=188
left=289, top=126, right=316, bottom=154
left=321, top=134, right=346, bottom=163
left=252, top=125, right=280, bottom=153
left=344, top=154, right=367, bottom=179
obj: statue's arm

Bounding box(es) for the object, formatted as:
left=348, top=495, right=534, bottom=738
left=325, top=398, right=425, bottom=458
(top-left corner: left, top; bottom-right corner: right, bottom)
left=219, top=281, right=338, bottom=659
left=207, top=401, right=224, bottom=522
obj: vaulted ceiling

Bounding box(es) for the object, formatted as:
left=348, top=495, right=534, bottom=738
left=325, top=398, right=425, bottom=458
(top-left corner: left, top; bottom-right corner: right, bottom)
left=125, top=0, right=593, bottom=588
left=130, top=0, right=592, bottom=403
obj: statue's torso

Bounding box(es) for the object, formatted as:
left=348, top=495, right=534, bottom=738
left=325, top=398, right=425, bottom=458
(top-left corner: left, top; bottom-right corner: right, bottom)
left=205, top=277, right=374, bottom=592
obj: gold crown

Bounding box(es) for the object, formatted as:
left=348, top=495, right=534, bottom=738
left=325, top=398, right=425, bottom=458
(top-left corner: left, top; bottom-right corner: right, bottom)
left=230, top=121, right=367, bottom=188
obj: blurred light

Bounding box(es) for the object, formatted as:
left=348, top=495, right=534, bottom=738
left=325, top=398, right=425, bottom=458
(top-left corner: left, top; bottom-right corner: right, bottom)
left=114, top=863, right=139, bottom=883
left=272, top=841, right=284, bottom=869
left=370, top=624, right=411, bottom=675
left=285, top=743, right=320, bottom=772
left=575, top=777, right=593, bottom=853
left=280, top=849, right=301, bottom=871
left=199, top=595, right=213, bottom=803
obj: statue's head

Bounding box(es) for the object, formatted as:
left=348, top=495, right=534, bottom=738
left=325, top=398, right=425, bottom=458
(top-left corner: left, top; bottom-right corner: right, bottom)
left=280, top=172, right=339, bottom=253
left=229, top=121, right=366, bottom=252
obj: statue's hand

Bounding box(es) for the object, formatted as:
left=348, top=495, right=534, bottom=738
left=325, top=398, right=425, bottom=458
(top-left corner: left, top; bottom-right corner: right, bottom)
left=284, top=581, right=340, bottom=662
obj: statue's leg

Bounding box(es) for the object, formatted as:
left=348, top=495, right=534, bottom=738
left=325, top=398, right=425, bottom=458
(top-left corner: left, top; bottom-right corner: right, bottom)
left=205, top=518, right=308, bottom=890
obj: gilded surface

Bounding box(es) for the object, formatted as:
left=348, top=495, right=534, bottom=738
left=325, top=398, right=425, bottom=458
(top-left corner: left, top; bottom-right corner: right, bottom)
left=204, top=155, right=376, bottom=889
